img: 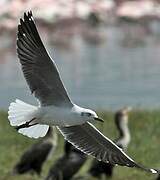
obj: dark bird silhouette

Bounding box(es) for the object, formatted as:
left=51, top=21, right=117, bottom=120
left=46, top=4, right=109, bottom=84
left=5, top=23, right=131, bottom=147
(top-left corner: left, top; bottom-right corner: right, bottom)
left=12, top=127, right=57, bottom=176
left=88, top=107, right=132, bottom=179
left=45, top=141, right=87, bottom=180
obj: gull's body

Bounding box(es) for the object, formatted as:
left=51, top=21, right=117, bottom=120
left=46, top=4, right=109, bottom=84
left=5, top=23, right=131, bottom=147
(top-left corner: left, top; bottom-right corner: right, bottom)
left=8, top=11, right=159, bottom=174
left=35, top=105, right=95, bottom=126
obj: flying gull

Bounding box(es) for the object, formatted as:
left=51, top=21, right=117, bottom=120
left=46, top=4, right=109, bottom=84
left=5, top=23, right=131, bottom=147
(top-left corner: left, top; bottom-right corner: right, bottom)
left=8, top=11, right=159, bottom=174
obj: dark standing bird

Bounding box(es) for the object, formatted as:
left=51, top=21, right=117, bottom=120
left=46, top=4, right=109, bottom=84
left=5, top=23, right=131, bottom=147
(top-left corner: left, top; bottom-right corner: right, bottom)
left=12, top=127, right=57, bottom=176
left=8, top=11, right=159, bottom=174
left=45, top=141, right=87, bottom=180
left=88, top=107, right=131, bottom=178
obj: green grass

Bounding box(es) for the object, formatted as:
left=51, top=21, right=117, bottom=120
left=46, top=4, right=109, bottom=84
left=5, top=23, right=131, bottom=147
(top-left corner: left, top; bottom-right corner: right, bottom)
left=0, top=110, right=160, bottom=180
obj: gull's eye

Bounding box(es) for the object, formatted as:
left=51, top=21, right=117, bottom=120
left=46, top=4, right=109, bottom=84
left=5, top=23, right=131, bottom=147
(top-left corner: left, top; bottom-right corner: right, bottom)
left=81, top=112, right=92, bottom=117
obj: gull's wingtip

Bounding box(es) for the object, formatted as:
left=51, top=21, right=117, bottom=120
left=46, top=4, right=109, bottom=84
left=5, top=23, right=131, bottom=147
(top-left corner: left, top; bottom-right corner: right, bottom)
left=30, top=10, right=33, bottom=15
left=22, top=11, right=33, bottom=18
left=27, top=10, right=33, bottom=17
left=150, top=169, right=159, bottom=174
left=136, top=164, right=160, bottom=174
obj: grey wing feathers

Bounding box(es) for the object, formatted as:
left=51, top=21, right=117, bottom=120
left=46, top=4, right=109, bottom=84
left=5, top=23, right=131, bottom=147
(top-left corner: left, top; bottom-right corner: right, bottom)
left=17, top=11, right=72, bottom=107
left=58, top=122, right=159, bottom=174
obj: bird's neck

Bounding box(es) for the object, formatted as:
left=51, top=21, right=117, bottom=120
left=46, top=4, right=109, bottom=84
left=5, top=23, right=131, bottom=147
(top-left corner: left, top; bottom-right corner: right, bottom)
left=119, top=122, right=130, bottom=141
left=116, top=116, right=131, bottom=148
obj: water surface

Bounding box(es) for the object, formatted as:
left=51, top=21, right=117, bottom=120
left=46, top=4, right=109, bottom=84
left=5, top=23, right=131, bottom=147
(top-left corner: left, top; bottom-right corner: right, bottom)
left=0, top=23, right=160, bottom=110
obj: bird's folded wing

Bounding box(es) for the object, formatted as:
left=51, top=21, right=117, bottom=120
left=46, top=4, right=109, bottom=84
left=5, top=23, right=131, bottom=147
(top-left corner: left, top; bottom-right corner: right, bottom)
left=17, top=11, right=72, bottom=107
left=57, top=122, right=159, bottom=174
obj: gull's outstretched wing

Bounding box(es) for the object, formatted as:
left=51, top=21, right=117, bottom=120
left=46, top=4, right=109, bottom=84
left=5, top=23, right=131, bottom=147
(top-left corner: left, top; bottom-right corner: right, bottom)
left=17, top=11, right=72, bottom=107
left=58, top=122, right=159, bottom=174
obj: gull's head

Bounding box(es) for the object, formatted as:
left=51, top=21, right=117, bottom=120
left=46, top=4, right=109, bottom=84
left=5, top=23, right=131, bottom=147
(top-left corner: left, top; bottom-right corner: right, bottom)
left=80, top=108, right=104, bottom=123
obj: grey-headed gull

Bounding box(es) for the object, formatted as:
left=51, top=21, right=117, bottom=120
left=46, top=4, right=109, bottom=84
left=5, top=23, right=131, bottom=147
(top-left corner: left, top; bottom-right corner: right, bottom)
left=8, top=11, right=159, bottom=174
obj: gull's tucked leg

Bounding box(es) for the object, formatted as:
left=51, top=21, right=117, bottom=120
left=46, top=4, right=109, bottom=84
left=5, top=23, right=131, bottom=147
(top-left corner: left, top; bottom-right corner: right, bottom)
left=15, top=118, right=38, bottom=131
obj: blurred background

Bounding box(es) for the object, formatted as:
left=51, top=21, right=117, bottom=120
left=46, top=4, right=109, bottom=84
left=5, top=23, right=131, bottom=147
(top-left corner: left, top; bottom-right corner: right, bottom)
left=0, top=0, right=160, bottom=180
left=1, top=0, right=160, bottom=110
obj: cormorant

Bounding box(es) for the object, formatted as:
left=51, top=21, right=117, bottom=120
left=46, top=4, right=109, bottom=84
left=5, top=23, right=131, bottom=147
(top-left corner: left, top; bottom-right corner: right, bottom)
left=12, top=127, right=57, bottom=176
left=45, top=141, right=87, bottom=180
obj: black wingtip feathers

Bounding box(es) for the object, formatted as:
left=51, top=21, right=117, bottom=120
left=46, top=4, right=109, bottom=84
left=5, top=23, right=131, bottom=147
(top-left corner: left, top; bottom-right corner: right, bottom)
left=22, top=11, right=33, bottom=22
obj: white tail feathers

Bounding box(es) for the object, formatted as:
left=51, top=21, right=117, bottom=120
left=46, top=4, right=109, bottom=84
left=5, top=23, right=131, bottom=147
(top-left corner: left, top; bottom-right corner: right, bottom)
left=8, top=99, right=37, bottom=126
left=8, top=99, right=49, bottom=138
left=18, top=124, right=49, bottom=138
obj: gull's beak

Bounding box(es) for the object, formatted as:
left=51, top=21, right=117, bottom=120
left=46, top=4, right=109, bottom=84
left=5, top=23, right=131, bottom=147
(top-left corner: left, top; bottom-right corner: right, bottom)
left=94, top=117, right=104, bottom=123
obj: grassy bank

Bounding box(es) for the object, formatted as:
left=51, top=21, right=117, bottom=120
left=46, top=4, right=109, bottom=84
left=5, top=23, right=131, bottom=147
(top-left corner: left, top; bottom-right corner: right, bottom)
left=0, top=110, right=160, bottom=180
